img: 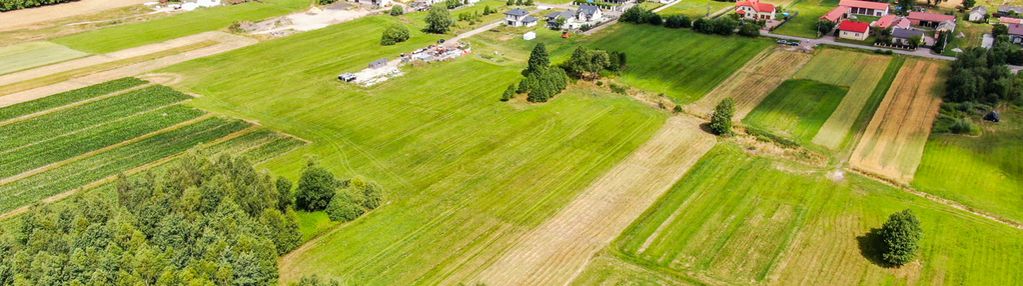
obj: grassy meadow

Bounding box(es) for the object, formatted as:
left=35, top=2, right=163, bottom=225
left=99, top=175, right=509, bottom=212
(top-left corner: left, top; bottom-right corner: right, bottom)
left=744, top=79, right=846, bottom=144
left=914, top=106, right=1023, bottom=223
left=589, top=144, right=1023, bottom=285
left=773, top=0, right=837, bottom=38
left=655, top=0, right=733, bottom=18
left=0, top=41, right=88, bottom=75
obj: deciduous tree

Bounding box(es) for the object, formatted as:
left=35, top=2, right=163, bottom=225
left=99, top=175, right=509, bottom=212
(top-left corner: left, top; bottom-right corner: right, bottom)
left=709, top=97, right=735, bottom=136
left=880, top=209, right=923, bottom=266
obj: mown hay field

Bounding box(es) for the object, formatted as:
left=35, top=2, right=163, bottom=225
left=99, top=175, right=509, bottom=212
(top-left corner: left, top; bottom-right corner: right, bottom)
left=592, top=144, right=1023, bottom=285
left=772, top=0, right=839, bottom=38
left=850, top=59, right=946, bottom=184
left=689, top=47, right=813, bottom=120
left=0, top=41, right=88, bottom=75
left=793, top=48, right=892, bottom=150
left=744, top=79, right=847, bottom=144
left=914, top=106, right=1023, bottom=223
left=655, top=0, right=733, bottom=18
left=163, top=16, right=678, bottom=285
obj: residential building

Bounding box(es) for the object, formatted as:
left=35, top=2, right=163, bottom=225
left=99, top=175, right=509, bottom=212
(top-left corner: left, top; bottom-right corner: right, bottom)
left=907, top=11, right=955, bottom=27
left=1000, top=17, right=1023, bottom=24
left=735, top=0, right=776, bottom=21
left=1008, top=23, right=1023, bottom=44
left=891, top=28, right=924, bottom=46
left=505, top=9, right=537, bottom=27
left=871, top=14, right=910, bottom=30
left=997, top=5, right=1023, bottom=17
left=820, top=6, right=849, bottom=22
left=936, top=20, right=956, bottom=34
left=969, top=6, right=988, bottom=22
left=838, top=20, right=870, bottom=40
left=839, top=0, right=889, bottom=17
left=545, top=4, right=604, bottom=30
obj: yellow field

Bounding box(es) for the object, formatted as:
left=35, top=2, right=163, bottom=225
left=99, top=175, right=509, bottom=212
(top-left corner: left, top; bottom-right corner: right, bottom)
left=687, top=47, right=813, bottom=120
left=849, top=59, right=945, bottom=184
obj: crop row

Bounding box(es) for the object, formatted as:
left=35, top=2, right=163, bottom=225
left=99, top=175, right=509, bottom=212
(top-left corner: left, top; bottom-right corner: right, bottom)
left=240, top=135, right=305, bottom=163
left=0, top=105, right=205, bottom=179
left=0, top=117, right=250, bottom=213
left=0, top=85, right=189, bottom=150
left=0, top=77, right=147, bottom=121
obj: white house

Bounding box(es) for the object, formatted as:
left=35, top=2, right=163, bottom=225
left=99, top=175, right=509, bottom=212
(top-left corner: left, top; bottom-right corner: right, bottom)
left=545, top=4, right=604, bottom=30
left=838, top=20, right=870, bottom=41
left=969, top=6, right=988, bottom=22
left=505, top=8, right=538, bottom=27
left=734, top=0, right=775, bottom=20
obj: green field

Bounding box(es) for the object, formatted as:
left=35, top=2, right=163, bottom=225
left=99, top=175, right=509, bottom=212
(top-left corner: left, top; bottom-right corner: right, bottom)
left=587, top=144, right=1023, bottom=285
left=655, top=0, right=733, bottom=18
left=590, top=24, right=773, bottom=103
left=914, top=106, right=1023, bottom=223
left=744, top=79, right=847, bottom=144
left=0, top=41, right=88, bottom=75
left=773, top=0, right=838, bottom=38
left=0, top=77, right=146, bottom=121
left=51, top=0, right=308, bottom=53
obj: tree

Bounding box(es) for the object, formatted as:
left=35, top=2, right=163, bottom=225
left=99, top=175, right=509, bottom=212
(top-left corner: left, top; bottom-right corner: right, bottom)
left=621, top=6, right=645, bottom=23
left=932, top=32, right=948, bottom=53
left=276, top=177, right=293, bottom=211
left=524, top=0, right=533, bottom=5
left=506, top=0, right=513, bottom=5
left=425, top=5, right=454, bottom=34
left=962, top=0, right=975, bottom=9
left=325, top=191, right=365, bottom=222
left=523, top=43, right=551, bottom=76
left=380, top=24, right=411, bottom=45
left=644, top=11, right=663, bottom=25
left=664, top=14, right=692, bottom=28
left=295, top=160, right=338, bottom=211
left=709, top=97, right=735, bottom=136
left=896, top=0, right=914, bottom=15
left=501, top=84, right=516, bottom=101
left=389, top=5, right=404, bottom=16
left=817, top=20, right=836, bottom=35
left=993, top=24, right=1008, bottom=38
left=562, top=47, right=614, bottom=80
left=738, top=21, right=760, bottom=37
left=879, top=209, right=923, bottom=266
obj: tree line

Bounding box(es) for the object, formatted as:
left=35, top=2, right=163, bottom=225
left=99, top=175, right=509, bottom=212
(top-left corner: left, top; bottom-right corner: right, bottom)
left=502, top=43, right=629, bottom=102
left=0, top=0, right=73, bottom=12
left=942, top=44, right=1023, bottom=133
left=620, top=6, right=761, bottom=37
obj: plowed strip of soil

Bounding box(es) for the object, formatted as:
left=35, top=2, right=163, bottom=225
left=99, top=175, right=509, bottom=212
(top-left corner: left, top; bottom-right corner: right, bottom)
left=688, top=48, right=812, bottom=120
left=849, top=59, right=944, bottom=184
left=475, top=116, right=716, bottom=286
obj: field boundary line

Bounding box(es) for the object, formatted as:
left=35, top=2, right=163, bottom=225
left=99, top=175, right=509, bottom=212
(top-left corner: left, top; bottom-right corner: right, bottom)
left=0, top=83, right=154, bottom=127
left=0, top=126, right=257, bottom=221
left=0, top=113, right=212, bottom=185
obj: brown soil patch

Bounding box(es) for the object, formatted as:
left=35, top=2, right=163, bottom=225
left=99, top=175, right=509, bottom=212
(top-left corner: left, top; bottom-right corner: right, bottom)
left=475, top=116, right=716, bottom=286
left=687, top=47, right=813, bottom=120
left=0, top=0, right=149, bottom=32
left=849, top=59, right=945, bottom=184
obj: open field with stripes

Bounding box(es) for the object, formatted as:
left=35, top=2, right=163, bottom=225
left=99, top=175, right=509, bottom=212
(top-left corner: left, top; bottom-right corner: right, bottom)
left=688, top=47, right=813, bottom=119
left=744, top=79, right=847, bottom=145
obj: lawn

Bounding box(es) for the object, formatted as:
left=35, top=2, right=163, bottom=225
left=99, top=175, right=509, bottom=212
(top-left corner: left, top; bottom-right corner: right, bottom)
left=589, top=24, right=773, bottom=103
left=595, top=144, right=1023, bottom=285
left=50, top=0, right=308, bottom=53
left=913, top=106, right=1023, bottom=223
left=773, top=0, right=838, bottom=38
left=744, top=79, right=847, bottom=144
left=0, top=41, right=88, bottom=75
left=162, top=15, right=669, bottom=285
left=655, top=0, right=733, bottom=18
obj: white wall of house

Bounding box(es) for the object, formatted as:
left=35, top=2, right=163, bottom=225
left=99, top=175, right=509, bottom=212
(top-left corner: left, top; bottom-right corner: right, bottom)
left=840, top=30, right=868, bottom=40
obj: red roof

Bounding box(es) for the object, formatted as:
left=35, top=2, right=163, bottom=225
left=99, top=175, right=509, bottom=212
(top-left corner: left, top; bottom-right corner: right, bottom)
left=871, top=14, right=898, bottom=28
left=839, top=0, right=889, bottom=11
left=820, top=6, right=849, bottom=22
left=838, top=20, right=870, bottom=33
left=1001, top=17, right=1023, bottom=24
left=907, top=11, right=955, bottom=22
left=735, top=0, right=776, bottom=13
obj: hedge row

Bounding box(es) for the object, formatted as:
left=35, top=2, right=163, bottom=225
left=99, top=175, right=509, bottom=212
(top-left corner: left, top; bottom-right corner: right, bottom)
left=1, top=0, right=77, bottom=12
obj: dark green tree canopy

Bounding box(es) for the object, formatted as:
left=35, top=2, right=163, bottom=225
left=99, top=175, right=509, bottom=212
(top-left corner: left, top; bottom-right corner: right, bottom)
left=880, top=209, right=923, bottom=266
left=295, top=160, right=339, bottom=211
left=709, top=97, right=736, bottom=136
left=425, top=5, right=454, bottom=34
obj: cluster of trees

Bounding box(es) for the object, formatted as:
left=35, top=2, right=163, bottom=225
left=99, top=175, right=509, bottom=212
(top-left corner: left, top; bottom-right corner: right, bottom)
left=444, top=0, right=463, bottom=9
left=482, top=5, right=498, bottom=15
left=561, top=47, right=626, bottom=80
left=621, top=6, right=663, bottom=25
left=709, top=98, right=736, bottom=136
left=0, top=0, right=72, bottom=11
left=816, top=20, right=837, bottom=36
left=0, top=153, right=302, bottom=285
left=295, top=161, right=382, bottom=223
left=693, top=17, right=740, bottom=35
left=622, top=6, right=757, bottom=37
left=381, top=25, right=411, bottom=45
left=665, top=14, right=693, bottom=28
left=506, top=0, right=533, bottom=6
left=425, top=5, right=454, bottom=34
left=508, top=44, right=569, bottom=103
left=939, top=45, right=1023, bottom=133
left=879, top=209, right=923, bottom=266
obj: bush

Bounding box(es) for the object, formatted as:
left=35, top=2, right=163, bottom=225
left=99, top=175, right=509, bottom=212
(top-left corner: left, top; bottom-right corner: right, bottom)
left=709, top=97, right=735, bottom=136
left=425, top=5, right=454, bottom=34
left=673, top=105, right=683, bottom=113
left=318, top=0, right=337, bottom=4
left=609, top=83, right=628, bottom=94
left=380, top=24, right=411, bottom=45
left=501, top=84, right=516, bottom=101
left=879, top=209, right=923, bottom=266
left=644, top=11, right=663, bottom=25
left=1, top=0, right=75, bottom=12
left=664, top=14, right=692, bottom=28
left=621, top=6, right=645, bottom=23
left=390, top=5, right=404, bottom=16
left=276, top=177, right=294, bottom=211
left=325, top=191, right=365, bottom=222
left=738, top=22, right=760, bottom=37
left=295, top=160, right=338, bottom=211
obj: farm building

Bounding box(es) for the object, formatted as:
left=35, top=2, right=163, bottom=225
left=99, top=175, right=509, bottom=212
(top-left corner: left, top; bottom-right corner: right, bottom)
left=871, top=14, right=910, bottom=30
left=907, top=11, right=955, bottom=28
left=735, top=0, right=776, bottom=20
left=839, top=0, right=889, bottom=17
left=820, top=6, right=849, bottom=22
left=369, top=58, right=389, bottom=69
left=969, top=6, right=988, bottom=22
left=1000, top=17, right=1023, bottom=24
left=838, top=20, right=870, bottom=41
left=997, top=5, right=1023, bottom=16
left=891, top=28, right=924, bottom=46
left=505, top=9, right=538, bottom=27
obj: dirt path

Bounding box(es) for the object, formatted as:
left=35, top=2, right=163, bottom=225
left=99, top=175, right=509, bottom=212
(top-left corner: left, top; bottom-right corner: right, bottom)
left=475, top=116, right=716, bottom=286
left=0, top=31, right=255, bottom=108
left=0, top=0, right=149, bottom=32
left=687, top=47, right=812, bottom=120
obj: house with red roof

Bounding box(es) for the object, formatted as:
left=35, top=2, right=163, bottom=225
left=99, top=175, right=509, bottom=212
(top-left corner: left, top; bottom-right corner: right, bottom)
left=735, top=0, right=776, bottom=21
left=907, top=11, right=955, bottom=27
left=871, top=14, right=910, bottom=30
left=838, top=20, right=870, bottom=41
left=820, top=6, right=849, bottom=22
left=839, top=0, right=889, bottom=17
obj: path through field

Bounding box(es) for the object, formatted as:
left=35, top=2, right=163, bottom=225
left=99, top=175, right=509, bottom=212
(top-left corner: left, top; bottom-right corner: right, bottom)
left=0, top=31, right=255, bottom=108
left=476, top=116, right=716, bottom=286
left=688, top=47, right=812, bottom=120
left=0, top=0, right=149, bottom=31
left=849, top=59, right=944, bottom=184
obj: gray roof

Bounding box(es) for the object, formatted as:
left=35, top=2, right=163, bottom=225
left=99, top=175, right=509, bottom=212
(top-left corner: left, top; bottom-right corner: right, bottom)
left=579, top=4, right=600, bottom=16
left=999, top=5, right=1023, bottom=13
left=523, top=16, right=537, bottom=23
left=505, top=8, right=529, bottom=16
left=892, top=28, right=924, bottom=39
left=971, top=6, right=987, bottom=14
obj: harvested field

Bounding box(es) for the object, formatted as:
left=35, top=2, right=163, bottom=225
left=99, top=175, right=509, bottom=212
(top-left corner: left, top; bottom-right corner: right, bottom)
left=0, top=41, right=88, bottom=75
left=688, top=47, right=813, bottom=120
left=849, top=59, right=945, bottom=184
left=476, top=116, right=716, bottom=286
left=0, top=0, right=148, bottom=31
left=793, top=49, right=892, bottom=149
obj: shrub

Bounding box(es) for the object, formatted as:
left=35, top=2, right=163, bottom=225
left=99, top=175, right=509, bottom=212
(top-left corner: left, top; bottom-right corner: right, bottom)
left=318, top=0, right=337, bottom=4
left=664, top=14, right=692, bottom=28
left=501, top=84, right=516, bottom=101
left=295, top=160, right=338, bottom=211
left=425, top=5, right=454, bottom=34
left=609, top=83, right=628, bottom=94
left=381, top=24, right=411, bottom=45
left=276, top=177, right=294, bottom=211
left=673, top=105, right=683, bottom=113
left=325, top=191, right=365, bottom=222
left=738, top=22, right=760, bottom=37
left=621, top=6, right=645, bottom=23
left=390, top=5, right=404, bottom=16
left=879, top=209, right=923, bottom=266
left=709, top=97, right=735, bottom=136
left=644, top=11, right=663, bottom=25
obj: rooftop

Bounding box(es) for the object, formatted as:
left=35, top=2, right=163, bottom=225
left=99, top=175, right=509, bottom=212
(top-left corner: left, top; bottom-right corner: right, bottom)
left=892, top=27, right=924, bottom=38
left=907, top=11, right=956, bottom=22
left=839, top=0, right=889, bottom=11
left=735, top=0, right=775, bottom=13
left=838, top=20, right=869, bottom=33
left=820, top=6, right=849, bottom=22
left=505, top=8, right=529, bottom=16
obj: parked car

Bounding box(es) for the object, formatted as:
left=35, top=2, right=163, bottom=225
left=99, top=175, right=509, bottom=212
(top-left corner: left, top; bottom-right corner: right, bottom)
left=338, top=73, right=357, bottom=82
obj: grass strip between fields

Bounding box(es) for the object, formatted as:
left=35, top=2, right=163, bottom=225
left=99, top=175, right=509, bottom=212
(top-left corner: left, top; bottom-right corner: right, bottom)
left=0, top=117, right=251, bottom=214
left=0, top=77, right=146, bottom=121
